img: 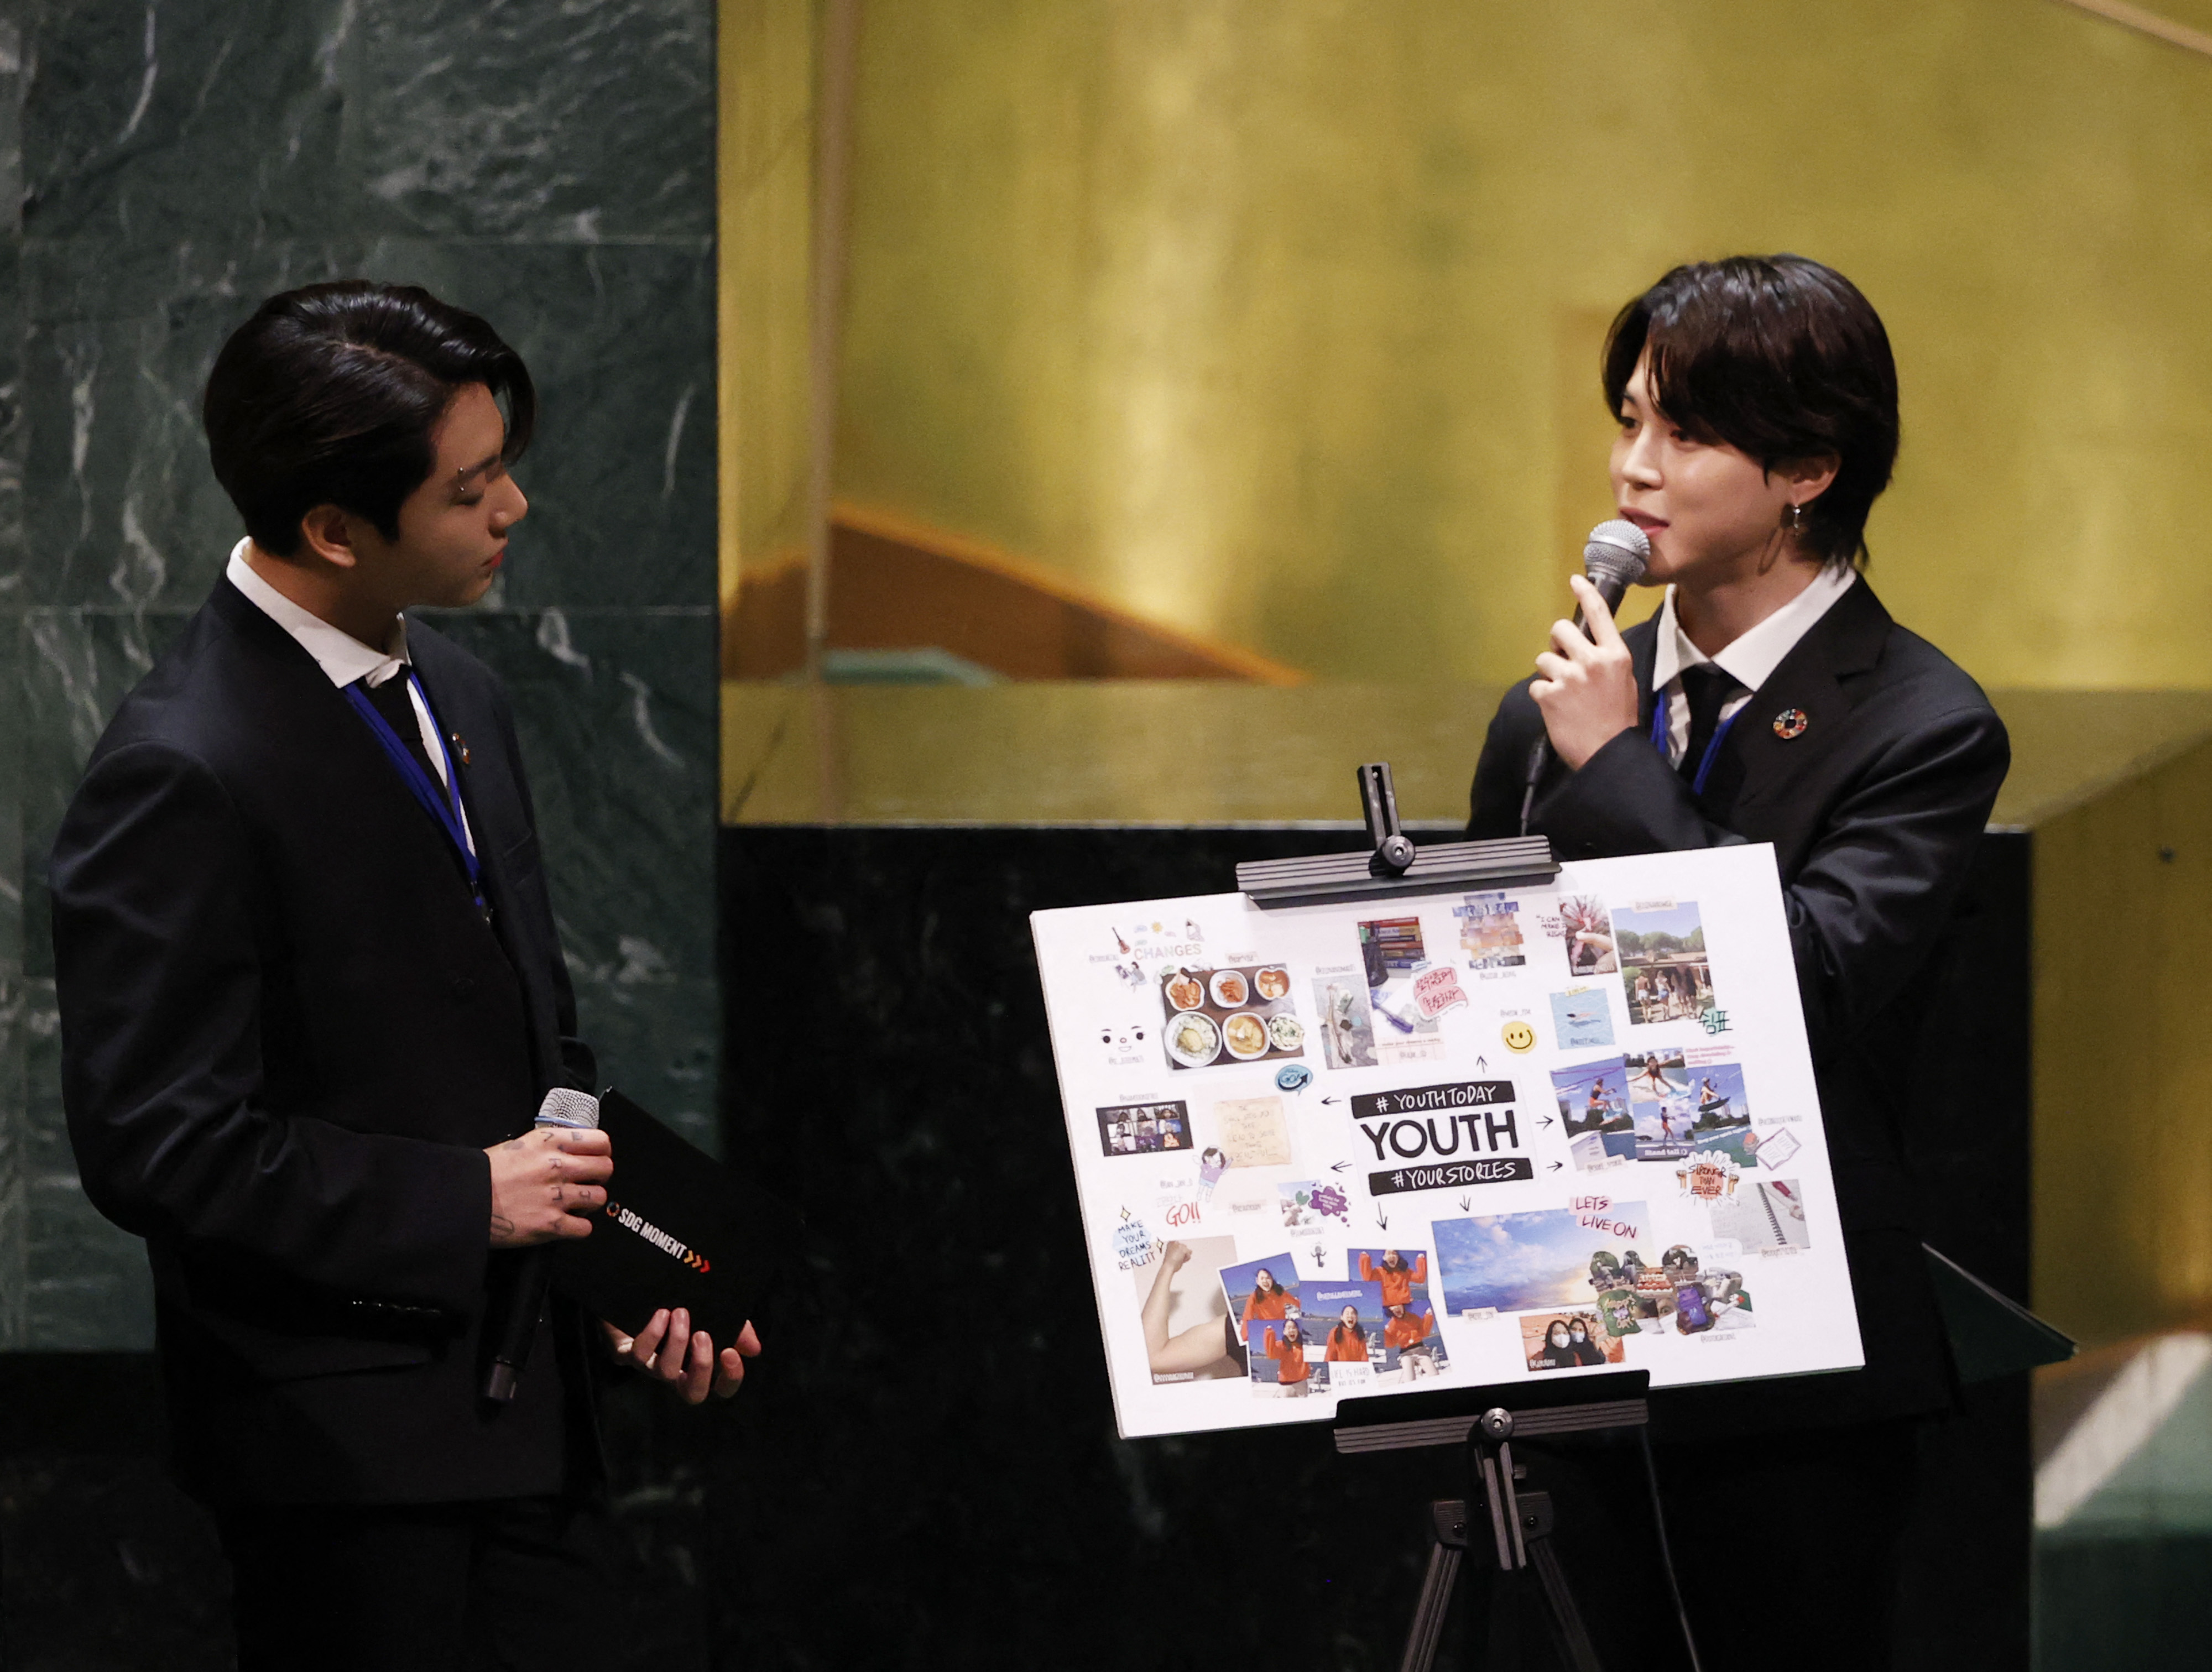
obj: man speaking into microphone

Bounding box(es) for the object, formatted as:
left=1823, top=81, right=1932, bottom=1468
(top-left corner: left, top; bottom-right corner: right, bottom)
left=1469, top=256, right=2008, bottom=1669
left=50, top=282, right=755, bottom=1669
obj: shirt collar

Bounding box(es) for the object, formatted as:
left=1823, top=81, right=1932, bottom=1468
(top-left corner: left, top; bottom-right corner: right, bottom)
left=225, top=540, right=412, bottom=689
left=1650, top=561, right=1856, bottom=696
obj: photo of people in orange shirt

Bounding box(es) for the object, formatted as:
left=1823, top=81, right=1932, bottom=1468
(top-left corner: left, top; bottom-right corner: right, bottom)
left=1376, top=1299, right=1449, bottom=1382
left=1218, top=1252, right=1301, bottom=1330
left=1301, top=1280, right=1385, bottom=1384
left=1352, top=1247, right=1430, bottom=1310
left=1246, top=1316, right=1327, bottom=1398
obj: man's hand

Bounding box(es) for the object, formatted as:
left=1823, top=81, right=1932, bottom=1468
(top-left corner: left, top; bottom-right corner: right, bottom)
left=1531, top=574, right=1640, bottom=770
left=485, top=1126, right=612, bottom=1248
left=601, top=1310, right=761, bottom=1405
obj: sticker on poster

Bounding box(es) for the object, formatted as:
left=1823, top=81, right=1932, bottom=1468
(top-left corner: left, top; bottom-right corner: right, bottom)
left=1521, top=1310, right=1624, bottom=1371
left=1312, top=969, right=1379, bottom=1069
left=1133, top=1236, right=1245, bottom=1384
left=1094, top=1100, right=1193, bottom=1157
left=1614, top=900, right=1717, bottom=1027
left=1454, top=891, right=1527, bottom=971
left=1550, top=986, right=1616, bottom=1049
left=1096, top=1020, right=1154, bottom=1070
left=1278, top=1179, right=1350, bottom=1230
left=1113, top=1208, right=1162, bottom=1271
left=1432, top=1204, right=1651, bottom=1316
left=1357, top=917, right=1449, bottom=1064
left=1709, top=1178, right=1812, bottom=1252
left=1547, top=894, right=1619, bottom=979
left=1553, top=1056, right=1634, bottom=1172
left=1207, top=1096, right=1293, bottom=1169
left=1244, top=1317, right=1331, bottom=1398
left=1219, top=1252, right=1302, bottom=1328
left=1308, top=1279, right=1386, bottom=1388
left=1749, top=1127, right=1801, bottom=1171
left=1160, top=963, right=1305, bottom=1072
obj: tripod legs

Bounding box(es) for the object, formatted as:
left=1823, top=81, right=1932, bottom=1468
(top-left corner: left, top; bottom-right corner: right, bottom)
left=1399, top=1502, right=1467, bottom=1672
left=1526, top=1536, right=1603, bottom=1672
left=1397, top=1495, right=1603, bottom=1672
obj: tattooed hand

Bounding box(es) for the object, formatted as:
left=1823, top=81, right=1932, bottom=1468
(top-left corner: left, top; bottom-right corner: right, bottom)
left=484, top=1126, right=612, bottom=1248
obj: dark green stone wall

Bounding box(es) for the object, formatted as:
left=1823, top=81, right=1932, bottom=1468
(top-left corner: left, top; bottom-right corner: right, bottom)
left=0, top=0, right=720, bottom=1350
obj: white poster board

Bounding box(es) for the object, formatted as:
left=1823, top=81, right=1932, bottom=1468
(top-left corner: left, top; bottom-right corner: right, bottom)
left=1031, top=844, right=1860, bottom=1439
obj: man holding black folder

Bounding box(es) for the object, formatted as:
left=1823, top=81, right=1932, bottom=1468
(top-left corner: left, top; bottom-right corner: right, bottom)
left=50, top=282, right=755, bottom=1669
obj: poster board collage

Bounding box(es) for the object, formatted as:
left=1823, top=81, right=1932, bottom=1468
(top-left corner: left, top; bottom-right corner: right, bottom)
left=1032, top=845, right=1863, bottom=1439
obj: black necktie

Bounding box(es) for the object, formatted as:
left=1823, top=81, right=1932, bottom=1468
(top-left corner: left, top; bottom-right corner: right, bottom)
left=360, top=672, right=444, bottom=790
left=1677, top=663, right=1742, bottom=786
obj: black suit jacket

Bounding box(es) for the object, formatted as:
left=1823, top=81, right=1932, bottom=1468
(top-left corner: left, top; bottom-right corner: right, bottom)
left=1469, top=575, right=2009, bottom=1434
left=52, top=578, right=600, bottom=1504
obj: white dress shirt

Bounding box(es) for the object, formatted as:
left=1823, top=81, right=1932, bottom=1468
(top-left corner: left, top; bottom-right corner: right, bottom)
left=225, top=540, right=476, bottom=853
left=1648, top=561, right=1856, bottom=768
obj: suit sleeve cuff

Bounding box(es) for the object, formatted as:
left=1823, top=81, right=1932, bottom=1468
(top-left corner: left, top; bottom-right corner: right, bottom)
left=1537, top=727, right=1713, bottom=859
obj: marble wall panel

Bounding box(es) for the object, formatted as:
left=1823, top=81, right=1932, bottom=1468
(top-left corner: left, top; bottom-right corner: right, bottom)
left=358, top=240, right=719, bottom=612
left=14, top=608, right=189, bottom=1349
left=20, top=235, right=713, bottom=609
left=25, top=0, right=712, bottom=246
left=1, top=14, right=24, bottom=1349
left=8, top=0, right=721, bottom=1349
left=336, top=0, right=716, bottom=243
left=429, top=607, right=720, bottom=1150
left=0, top=619, right=25, bottom=1351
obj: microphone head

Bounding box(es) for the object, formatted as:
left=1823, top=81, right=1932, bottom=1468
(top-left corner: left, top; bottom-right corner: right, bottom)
left=534, top=1086, right=602, bottom=1131
left=1583, top=520, right=1651, bottom=596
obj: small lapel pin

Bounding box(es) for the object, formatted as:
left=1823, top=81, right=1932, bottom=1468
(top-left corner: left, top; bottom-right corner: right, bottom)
left=1772, top=708, right=1809, bottom=740
left=449, top=732, right=473, bottom=767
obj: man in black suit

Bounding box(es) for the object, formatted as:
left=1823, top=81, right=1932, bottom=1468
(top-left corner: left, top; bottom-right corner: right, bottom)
left=50, top=283, right=754, bottom=1669
left=1469, top=258, right=2007, bottom=1669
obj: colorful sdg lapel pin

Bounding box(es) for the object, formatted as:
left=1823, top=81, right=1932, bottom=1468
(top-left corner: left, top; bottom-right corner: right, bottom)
left=1771, top=708, right=1810, bottom=740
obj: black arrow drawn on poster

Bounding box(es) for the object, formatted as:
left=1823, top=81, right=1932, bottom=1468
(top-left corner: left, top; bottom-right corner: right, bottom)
left=1374, top=1206, right=1389, bottom=1229
left=1547, top=1161, right=1563, bottom=1172
left=1331, top=1161, right=1352, bottom=1173
left=1322, top=1096, right=1344, bottom=1106
left=1539, top=1115, right=1555, bottom=1129
left=1476, top=1056, right=1489, bottom=1073
left=1458, top=1195, right=1472, bottom=1210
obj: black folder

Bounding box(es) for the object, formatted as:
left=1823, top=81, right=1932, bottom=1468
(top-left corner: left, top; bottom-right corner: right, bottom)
left=546, top=1088, right=797, bottom=1350
left=1922, top=1242, right=2075, bottom=1383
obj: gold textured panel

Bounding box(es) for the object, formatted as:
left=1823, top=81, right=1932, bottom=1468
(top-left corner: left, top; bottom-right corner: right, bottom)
left=721, top=682, right=2212, bottom=829
left=717, top=0, right=815, bottom=616
left=722, top=682, right=1505, bottom=827
left=2033, top=736, right=2212, bottom=1343
left=828, top=1, right=2212, bottom=690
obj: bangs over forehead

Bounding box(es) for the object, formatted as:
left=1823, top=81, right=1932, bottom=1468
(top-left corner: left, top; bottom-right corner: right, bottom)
left=1601, top=255, right=1900, bottom=567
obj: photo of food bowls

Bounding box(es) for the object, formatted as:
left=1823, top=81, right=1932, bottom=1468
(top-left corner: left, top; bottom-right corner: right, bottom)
left=1166, top=1010, right=1223, bottom=1068
left=1158, top=965, right=1305, bottom=1072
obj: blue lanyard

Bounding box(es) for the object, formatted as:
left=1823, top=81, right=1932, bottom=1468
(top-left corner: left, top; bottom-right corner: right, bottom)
left=1650, top=685, right=1742, bottom=796
left=342, top=672, right=487, bottom=915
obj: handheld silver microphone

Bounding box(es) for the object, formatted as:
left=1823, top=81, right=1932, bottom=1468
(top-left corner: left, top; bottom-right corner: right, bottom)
left=484, top=1087, right=604, bottom=1403
left=1519, top=521, right=1653, bottom=834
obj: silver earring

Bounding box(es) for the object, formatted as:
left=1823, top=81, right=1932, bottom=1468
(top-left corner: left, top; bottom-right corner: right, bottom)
left=1781, top=503, right=1809, bottom=536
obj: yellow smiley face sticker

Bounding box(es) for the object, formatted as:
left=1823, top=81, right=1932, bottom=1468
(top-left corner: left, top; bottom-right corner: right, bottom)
left=1502, top=1020, right=1537, bottom=1053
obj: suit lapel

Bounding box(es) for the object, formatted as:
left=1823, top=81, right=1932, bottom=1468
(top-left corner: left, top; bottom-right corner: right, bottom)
left=406, top=624, right=562, bottom=1090
left=1700, top=576, right=1893, bottom=818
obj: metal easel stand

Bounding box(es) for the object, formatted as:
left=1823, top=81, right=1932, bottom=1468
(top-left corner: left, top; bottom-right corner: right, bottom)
left=1234, top=762, right=1559, bottom=909
left=1336, top=1371, right=1699, bottom=1672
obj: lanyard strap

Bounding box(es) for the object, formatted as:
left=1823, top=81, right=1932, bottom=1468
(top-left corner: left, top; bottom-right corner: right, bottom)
left=1651, top=686, right=1743, bottom=797
left=342, top=672, right=487, bottom=911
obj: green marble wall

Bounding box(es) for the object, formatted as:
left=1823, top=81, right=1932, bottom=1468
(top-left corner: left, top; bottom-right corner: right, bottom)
left=0, top=0, right=721, bottom=1350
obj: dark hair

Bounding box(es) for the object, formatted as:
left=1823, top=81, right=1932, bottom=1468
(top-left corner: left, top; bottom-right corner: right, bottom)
left=204, top=282, right=535, bottom=556
left=1602, top=255, right=1898, bottom=567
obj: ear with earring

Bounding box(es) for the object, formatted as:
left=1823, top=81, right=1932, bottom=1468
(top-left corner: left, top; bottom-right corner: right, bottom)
left=1781, top=502, right=1811, bottom=536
